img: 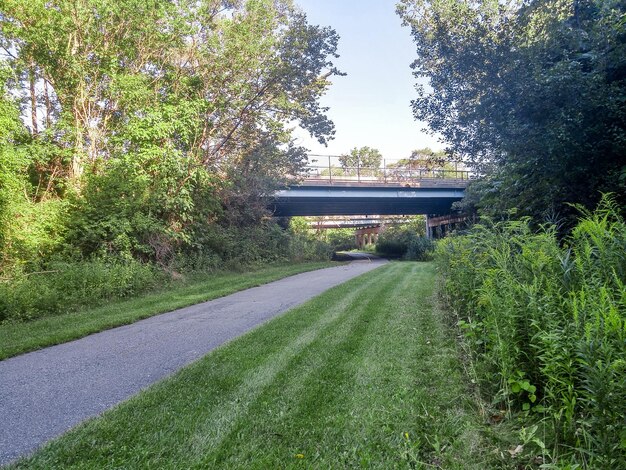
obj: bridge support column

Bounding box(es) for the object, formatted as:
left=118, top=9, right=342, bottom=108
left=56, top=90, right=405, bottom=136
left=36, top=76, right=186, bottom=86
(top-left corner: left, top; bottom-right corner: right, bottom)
left=355, top=226, right=381, bottom=248
left=426, top=214, right=467, bottom=239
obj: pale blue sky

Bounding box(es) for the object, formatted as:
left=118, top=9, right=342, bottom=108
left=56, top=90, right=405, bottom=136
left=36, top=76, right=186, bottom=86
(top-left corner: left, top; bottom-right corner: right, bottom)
left=293, top=0, right=443, bottom=160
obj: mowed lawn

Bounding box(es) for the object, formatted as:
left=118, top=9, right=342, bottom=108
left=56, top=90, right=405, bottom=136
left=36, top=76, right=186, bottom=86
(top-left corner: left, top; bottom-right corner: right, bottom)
left=10, top=262, right=487, bottom=469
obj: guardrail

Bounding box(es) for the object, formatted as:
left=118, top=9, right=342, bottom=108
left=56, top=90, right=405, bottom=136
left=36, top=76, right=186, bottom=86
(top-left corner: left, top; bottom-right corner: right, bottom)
left=301, top=156, right=473, bottom=185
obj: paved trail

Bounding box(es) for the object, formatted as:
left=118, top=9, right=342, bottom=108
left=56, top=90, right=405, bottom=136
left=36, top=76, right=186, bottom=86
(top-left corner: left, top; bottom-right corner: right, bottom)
left=0, top=260, right=386, bottom=466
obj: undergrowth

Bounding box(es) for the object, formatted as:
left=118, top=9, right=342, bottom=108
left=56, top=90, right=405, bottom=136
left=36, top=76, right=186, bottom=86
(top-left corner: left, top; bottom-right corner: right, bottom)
left=0, top=225, right=332, bottom=324
left=436, top=195, right=626, bottom=469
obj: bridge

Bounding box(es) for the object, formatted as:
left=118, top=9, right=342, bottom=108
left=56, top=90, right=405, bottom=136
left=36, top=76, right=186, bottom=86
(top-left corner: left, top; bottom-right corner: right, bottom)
left=307, top=216, right=412, bottom=229
left=307, top=216, right=414, bottom=247
left=271, top=156, right=471, bottom=217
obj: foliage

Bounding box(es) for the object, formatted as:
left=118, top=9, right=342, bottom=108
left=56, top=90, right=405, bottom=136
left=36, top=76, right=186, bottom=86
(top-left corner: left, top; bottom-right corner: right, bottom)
left=323, top=228, right=358, bottom=251
left=0, top=62, right=69, bottom=273
left=0, top=258, right=162, bottom=323
left=0, top=261, right=334, bottom=360
left=0, top=220, right=332, bottom=324
left=64, top=155, right=221, bottom=264
left=435, top=195, right=626, bottom=467
left=287, top=217, right=335, bottom=259
left=389, top=147, right=453, bottom=171
left=0, top=0, right=341, bottom=319
left=398, top=0, right=626, bottom=223
left=338, top=146, right=383, bottom=169
left=375, top=217, right=433, bottom=260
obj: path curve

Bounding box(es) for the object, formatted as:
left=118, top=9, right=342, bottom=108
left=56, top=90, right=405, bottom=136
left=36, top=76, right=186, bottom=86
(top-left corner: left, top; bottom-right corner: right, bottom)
left=0, top=259, right=386, bottom=465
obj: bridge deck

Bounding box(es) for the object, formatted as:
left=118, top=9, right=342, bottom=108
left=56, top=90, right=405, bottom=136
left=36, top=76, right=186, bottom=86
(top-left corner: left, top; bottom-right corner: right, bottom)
left=272, top=183, right=466, bottom=217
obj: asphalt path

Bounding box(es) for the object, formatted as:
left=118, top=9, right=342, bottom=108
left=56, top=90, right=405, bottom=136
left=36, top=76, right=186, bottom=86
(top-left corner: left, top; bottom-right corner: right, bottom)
left=0, top=259, right=386, bottom=466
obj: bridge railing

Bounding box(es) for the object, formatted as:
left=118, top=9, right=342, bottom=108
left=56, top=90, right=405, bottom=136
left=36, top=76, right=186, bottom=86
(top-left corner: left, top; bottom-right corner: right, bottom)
left=302, top=155, right=473, bottom=185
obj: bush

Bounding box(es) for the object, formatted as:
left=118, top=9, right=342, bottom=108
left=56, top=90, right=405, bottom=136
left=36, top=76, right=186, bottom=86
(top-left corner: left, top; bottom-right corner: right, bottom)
left=404, top=236, right=435, bottom=261
left=0, top=258, right=163, bottom=322
left=0, top=218, right=333, bottom=324
left=325, top=229, right=357, bottom=252
left=376, top=230, right=433, bottom=261
left=435, top=196, right=626, bottom=467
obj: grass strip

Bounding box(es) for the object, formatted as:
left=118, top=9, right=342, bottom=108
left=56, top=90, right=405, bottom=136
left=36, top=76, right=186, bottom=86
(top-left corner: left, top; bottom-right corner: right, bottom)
left=0, top=261, right=335, bottom=361
left=9, top=262, right=491, bottom=469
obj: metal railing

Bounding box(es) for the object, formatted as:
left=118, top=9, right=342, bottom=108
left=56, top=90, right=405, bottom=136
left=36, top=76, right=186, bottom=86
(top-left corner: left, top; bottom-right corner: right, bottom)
left=302, top=155, right=473, bottom=185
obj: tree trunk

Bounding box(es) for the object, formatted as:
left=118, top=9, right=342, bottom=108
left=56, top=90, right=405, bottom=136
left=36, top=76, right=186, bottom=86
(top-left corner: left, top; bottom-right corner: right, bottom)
left=29, top=64, right=38, bottom=135
left=43, top=79, right=52, bottom=129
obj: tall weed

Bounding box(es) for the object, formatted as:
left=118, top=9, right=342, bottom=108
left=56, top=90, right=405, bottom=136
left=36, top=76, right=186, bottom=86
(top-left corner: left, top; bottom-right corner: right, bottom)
left=436, top=196, right=626, bottom=468
left=0, top=221, right=332, bottom=324
left=0, top=258, right=162, bottom=322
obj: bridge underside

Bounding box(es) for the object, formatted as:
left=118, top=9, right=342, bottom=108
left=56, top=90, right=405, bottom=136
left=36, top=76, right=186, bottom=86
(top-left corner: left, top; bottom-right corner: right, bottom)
left=271, top=186, right=465, bottom=217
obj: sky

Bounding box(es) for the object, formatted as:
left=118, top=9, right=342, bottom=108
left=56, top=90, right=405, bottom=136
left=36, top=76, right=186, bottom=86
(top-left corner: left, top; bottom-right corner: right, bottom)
left=292, top=0, right=444, bottom=160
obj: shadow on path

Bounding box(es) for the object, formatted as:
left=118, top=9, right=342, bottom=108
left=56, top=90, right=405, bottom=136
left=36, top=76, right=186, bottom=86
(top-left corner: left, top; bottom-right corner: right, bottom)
left=332, top=251, right=382, bottom=262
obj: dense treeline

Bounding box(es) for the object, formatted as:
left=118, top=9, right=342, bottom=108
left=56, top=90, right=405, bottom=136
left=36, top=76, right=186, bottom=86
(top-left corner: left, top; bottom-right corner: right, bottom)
left=398, top=0, right=626, bottom=225
left=436, top=197, right=626, bottom=468
left=0, top=0, right=340, bottom=321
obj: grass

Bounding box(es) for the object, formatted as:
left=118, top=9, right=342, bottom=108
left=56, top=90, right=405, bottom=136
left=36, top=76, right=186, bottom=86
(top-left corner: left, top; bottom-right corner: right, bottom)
left=9, top=262, right=490, bottom=469
left=0, top=261, right=335, bottom=361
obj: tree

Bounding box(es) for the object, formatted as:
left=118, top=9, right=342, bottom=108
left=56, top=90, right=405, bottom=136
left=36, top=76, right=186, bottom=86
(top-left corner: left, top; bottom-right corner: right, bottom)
left=390, top=147, right=452, bottom=170
left=339, top=146, right=382, bottom=169
left=0, top=0, right=343, bottom=266
left=0, top=0, right=341, bottom=181
left=397, top=0, right=626, bottom=223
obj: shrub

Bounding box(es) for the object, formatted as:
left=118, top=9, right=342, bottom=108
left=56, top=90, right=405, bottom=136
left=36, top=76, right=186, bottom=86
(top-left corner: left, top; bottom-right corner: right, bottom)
left=435, top=196, right=626, bottom=467
left=325, top=229, right=358, bottom=251
left=0, top=219, right=332, bottom=324
left=376, top=230, right=433, bottom=261
left=0, top=258, right=163, bottom=322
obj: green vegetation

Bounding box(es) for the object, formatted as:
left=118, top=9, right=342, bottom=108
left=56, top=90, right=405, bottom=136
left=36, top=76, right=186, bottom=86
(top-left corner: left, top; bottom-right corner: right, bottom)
left=338, top=146, right=382, bottom=169
left=436, top=197, right=626, bottom=468
left=0, top=0, right=340, bottom=324
left=399, top=3, right=626, bottom=464
left=398, top=0, right=626, bottom=224
left=0, top=261, right=334, bottom=361
left=387, top=147, right=459, bottom=177
left=0, top=227, right=333, bottom=324
left=9, top=263, right=492, bottom=469
left=323, top=228, right=358, bottom=251
left=289, top=218, right=358, bottom=252
left=375, top=216, right=434, bottom=260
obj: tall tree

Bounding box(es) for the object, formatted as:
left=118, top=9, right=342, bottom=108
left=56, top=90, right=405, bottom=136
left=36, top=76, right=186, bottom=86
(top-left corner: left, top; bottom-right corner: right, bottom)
left=339, top=146, right=383, bottom=169
left=397, top=0, right=626, bottom=222
left=0, top=0, right=341, bottom=180
left=391, top=147, right=451, bottom=170
left=0, top=0, right=343, bottom=264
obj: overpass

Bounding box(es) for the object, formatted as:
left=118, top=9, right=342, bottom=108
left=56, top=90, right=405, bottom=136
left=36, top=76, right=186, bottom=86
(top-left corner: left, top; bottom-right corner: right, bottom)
left=270, top=156, right=471, bottom=235
left=271, top=180, right=468, bottom=217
